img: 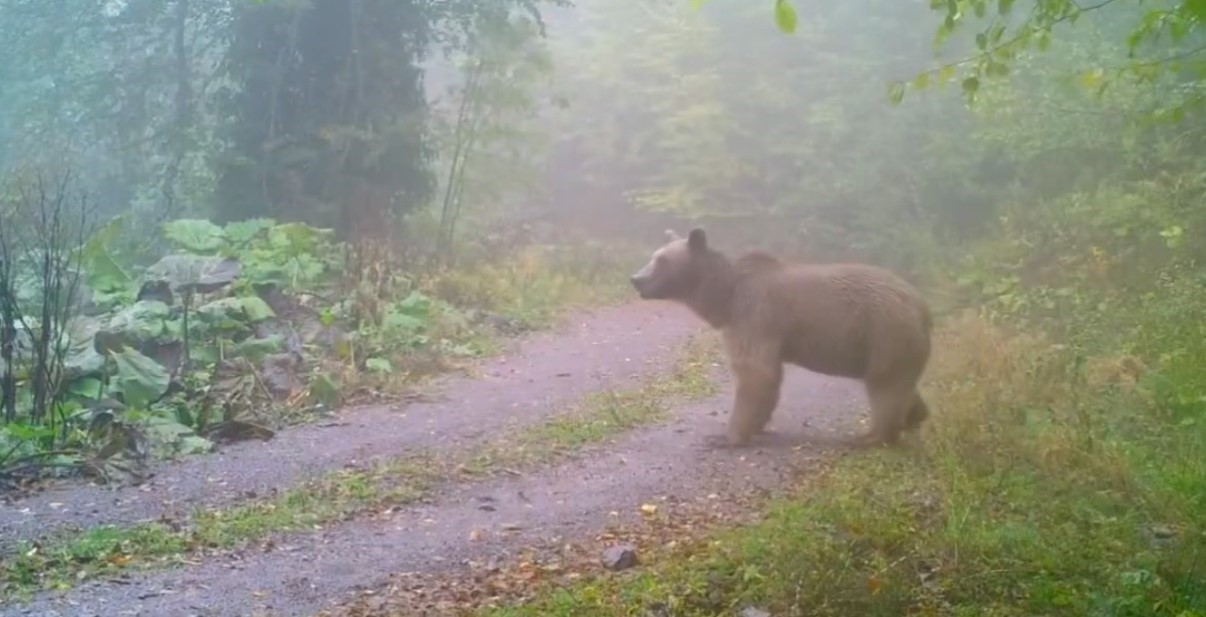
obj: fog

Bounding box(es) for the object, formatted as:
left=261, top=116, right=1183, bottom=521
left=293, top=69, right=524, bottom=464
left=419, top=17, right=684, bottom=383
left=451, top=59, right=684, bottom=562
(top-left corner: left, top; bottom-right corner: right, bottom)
left=0, top=1, right=1203, bottom=614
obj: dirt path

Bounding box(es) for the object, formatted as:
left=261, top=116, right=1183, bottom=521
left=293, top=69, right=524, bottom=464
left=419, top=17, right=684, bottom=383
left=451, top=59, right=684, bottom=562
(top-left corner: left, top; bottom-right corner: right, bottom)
left=1, top=301, right=868, bottom=617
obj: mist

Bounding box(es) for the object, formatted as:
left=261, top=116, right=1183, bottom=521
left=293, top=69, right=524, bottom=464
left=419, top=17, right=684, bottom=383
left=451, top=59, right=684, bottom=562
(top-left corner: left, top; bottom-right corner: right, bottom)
left=0, top=0, right=1203, bottom=615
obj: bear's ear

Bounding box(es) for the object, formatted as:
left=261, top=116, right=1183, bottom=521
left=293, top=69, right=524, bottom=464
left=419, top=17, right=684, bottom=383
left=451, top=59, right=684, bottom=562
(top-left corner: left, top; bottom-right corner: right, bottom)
left=664, top=229, right=683, bottom=242
left=687, top=227, right=707, bottom=252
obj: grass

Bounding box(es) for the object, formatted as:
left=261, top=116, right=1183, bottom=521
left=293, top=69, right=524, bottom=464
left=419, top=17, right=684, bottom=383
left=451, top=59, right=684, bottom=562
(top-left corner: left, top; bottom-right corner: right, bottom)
left=0, top=333, right=721, bottom=603
left=423, top=241, right=641, bottom=329
left=477, top=311, right=1206, bottom=617
left=460, top=334, right=720, bottom=475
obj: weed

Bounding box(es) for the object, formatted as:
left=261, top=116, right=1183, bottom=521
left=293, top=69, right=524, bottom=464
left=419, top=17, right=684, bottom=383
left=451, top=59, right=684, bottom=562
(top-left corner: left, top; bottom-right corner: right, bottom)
left=423, top=241, right=640, bottom=328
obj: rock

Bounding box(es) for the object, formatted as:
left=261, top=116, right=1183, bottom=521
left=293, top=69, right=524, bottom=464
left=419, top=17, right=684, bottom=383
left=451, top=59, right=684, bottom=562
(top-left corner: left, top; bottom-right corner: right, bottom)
left=601, top=544, right=639, bottom=571
left=1151, top=524, right=1177, bottom=540
left=643, top=603, right=672, bottom=617
left=741, top=608, right=772, bottom=617
left=1147, top=523, right=1180, bottom=549
left=260, top=353, right=303, bottom=399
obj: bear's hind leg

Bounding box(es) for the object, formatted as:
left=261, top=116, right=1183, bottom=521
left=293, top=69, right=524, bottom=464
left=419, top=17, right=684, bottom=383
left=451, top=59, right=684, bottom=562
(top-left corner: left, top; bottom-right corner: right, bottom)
left=903, top=392, right=929, bottom=432
left=851, top=378, right=914, bottom=447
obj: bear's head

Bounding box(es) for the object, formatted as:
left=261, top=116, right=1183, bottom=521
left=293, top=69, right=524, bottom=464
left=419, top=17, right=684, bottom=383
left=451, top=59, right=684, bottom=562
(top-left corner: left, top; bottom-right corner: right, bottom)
left=630, top=227, right=710, bottom=301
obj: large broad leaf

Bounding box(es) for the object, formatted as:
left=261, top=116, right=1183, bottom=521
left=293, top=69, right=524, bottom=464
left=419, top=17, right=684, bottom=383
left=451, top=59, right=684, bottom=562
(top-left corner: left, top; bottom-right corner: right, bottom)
left=163, top=219, right=227, bottom=254
left=396, top=290, right=433, bottom=315
left=63, top=316, right=106, bottom=378
left=383, top=310, right=425, bottom=333
left=143, top=415, right=214, bottom=455
left=78, top=218, right=134, bottom=294
left=97, top=300, right=173, bottom=353
left=268, top=222, right=334, bottom=253
left=382, top=291, right=433, bottom=334
left=365, top=357, right=393, bottom=373
left=111, top=347, right=170, bottom=410
left=146, top=254, right=241, bottom=294
left=237, top=335, right=285, bottom=363
left=67, top=377, right=104, bottom=400
left=309, top=372, right=342, bottom=408
left=222, top=218, right=276, bottom=247
left=196, top=296, right=276, bottom=324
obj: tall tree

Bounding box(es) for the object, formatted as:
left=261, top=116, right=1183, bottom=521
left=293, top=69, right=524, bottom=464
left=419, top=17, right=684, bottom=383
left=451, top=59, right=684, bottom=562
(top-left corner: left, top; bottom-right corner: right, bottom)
left=215, top=0, right=561, bottom=244
left=216, top=0, right=434, bottom=241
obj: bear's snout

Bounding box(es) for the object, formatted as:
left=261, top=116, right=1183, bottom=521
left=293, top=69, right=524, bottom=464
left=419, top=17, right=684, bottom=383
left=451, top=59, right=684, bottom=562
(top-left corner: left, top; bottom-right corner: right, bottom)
left=630, top=274, right=652, bottom=298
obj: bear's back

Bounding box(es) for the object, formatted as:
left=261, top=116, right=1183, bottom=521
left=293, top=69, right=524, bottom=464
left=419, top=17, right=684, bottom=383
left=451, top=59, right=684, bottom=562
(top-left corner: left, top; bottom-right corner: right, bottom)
left=729, top=256, right=930, bottom=379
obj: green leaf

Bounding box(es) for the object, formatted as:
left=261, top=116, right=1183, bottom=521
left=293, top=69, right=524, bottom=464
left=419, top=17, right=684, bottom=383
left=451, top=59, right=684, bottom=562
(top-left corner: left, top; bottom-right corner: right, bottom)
left=1159, top=225, right=1184, bottom=248
left=240, top=296, right=276, bottom=322
left=774, top=0, right=798, bottom=34
left=111, top=347, right=171, bottom=410
left=222, top=218, right=276, bottom=247
left=912, top=71, right=930, bottom=90
left=961, top=76, right=980, bottom=96
left=888, top=82, right=907, bottom=105
left=310, top=372, right=342, bottom=408
left=146, top=254, right=242, bottom=294
left=365, top=357, right=393, bottom=373
left=1080, top=68, right=1105, bottom=89
left=384, top=291, right=432, bottom=333
left=68, top=377, right=104, bottom=400
left=163, top=219, right=227, bottom=254
left=1035, top=31, right=1051, bottom=51
left=236, top=335, right=285, bottom=362
left=396, top=290, right=432, bottom=315
left=143, top=416, right=213, bottom=455
left=64, top=316, right=106, bottom=378
left=177, top=434, right=215, bottom=455
left=98, top=301, right=173, bottom=353
left=78, top=218, right=133, bottom=293
left=384, top=311, right=425, bottom=333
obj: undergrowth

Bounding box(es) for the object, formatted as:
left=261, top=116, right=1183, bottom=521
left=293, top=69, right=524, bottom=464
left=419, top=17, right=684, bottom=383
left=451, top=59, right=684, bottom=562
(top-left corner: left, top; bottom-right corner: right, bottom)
left=422, top=239, right=639, bottom=328
left=0, top=214, right=636, bottom=488
left=481, top=310, right=1206, bottom=616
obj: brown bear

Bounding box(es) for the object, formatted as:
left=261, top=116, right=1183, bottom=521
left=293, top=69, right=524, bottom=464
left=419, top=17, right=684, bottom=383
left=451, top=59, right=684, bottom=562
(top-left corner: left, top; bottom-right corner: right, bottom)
left=630, top=228, right=933, bottom=448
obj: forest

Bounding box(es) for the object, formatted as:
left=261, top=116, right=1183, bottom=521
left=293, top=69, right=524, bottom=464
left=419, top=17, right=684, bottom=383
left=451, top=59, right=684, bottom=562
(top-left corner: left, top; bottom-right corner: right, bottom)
left=0, top=0, right=1203, bottom=615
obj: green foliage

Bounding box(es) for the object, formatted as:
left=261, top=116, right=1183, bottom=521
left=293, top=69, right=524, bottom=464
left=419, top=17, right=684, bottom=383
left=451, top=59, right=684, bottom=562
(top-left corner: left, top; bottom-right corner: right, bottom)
left=4, top=206, right=623, bottom=488
left=110, top=347, right=171, bottom=411
left=429, top=8, right=557, bottom=263
left=163, top=219, right=226, bottom=254
left=215, top=0, right=563, bottom=237
left=159, top=218, right=339, bottom=290
left=896, top=0, right=1206, bottom=115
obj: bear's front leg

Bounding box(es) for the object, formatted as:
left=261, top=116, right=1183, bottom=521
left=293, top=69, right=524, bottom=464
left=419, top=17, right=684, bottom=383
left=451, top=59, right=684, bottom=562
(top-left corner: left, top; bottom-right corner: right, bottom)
left=705, top=339, right=783, bottom=449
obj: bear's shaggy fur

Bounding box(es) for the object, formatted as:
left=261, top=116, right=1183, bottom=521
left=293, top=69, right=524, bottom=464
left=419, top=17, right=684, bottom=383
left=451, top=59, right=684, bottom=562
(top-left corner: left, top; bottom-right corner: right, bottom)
left=630, top=228, right=933, bottom=448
